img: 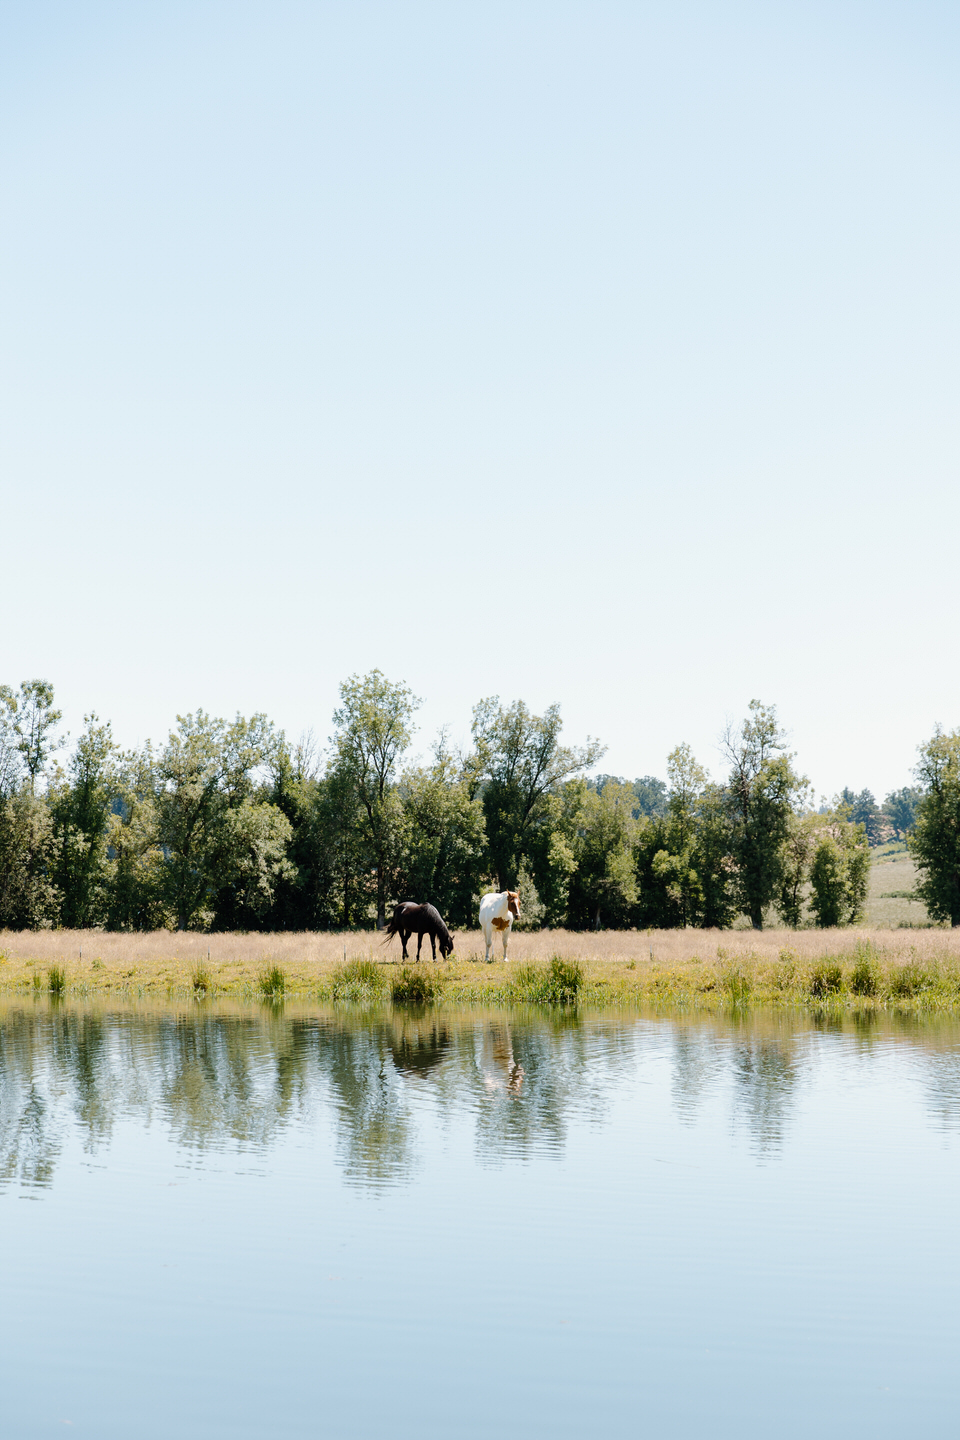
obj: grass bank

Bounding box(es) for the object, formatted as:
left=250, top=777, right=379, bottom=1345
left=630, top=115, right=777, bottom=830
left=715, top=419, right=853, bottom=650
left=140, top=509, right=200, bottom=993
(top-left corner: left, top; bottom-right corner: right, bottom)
left=2, top=926, right=960, bottom=1013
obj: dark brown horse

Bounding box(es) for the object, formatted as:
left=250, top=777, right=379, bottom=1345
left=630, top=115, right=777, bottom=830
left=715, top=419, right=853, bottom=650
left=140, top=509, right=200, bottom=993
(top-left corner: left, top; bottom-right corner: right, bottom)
left=383, top=902, right=455, bottom=961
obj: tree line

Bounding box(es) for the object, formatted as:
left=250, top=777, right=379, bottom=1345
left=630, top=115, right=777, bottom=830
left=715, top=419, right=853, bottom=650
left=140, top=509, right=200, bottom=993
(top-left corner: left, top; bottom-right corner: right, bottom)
left=1, top=673, right=959, bottom=932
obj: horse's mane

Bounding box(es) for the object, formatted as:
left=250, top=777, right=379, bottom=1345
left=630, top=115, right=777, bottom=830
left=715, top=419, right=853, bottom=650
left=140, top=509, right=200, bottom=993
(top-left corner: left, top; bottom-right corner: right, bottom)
left=422, top=902, right=452, bottom=944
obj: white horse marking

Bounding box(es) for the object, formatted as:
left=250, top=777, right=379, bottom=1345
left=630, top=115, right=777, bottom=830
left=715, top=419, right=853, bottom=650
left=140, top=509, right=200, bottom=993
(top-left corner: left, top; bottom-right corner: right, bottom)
left=479, top=890, right=521, bottom=962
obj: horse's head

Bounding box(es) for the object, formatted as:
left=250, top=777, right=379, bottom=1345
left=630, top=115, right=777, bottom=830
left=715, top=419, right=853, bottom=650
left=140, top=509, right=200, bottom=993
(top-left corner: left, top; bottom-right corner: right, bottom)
left=507, top=890, right=521, bottom=919
left=441, top=932, right=456, bottom=960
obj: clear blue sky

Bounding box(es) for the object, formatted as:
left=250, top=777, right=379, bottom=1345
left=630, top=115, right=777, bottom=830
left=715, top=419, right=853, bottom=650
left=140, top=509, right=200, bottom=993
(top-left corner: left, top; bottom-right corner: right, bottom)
left=2, top=1, right=958, bottom=799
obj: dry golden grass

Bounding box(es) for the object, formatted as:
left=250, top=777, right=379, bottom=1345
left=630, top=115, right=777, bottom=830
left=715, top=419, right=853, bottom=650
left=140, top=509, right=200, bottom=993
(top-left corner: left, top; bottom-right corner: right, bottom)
left=1, top=922, right=959, bottom=1011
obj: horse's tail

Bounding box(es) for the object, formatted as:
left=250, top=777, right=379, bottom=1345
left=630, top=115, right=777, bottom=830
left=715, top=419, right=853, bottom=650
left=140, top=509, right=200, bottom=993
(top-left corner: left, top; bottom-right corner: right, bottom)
left=382, top=913, right=400, bottom=944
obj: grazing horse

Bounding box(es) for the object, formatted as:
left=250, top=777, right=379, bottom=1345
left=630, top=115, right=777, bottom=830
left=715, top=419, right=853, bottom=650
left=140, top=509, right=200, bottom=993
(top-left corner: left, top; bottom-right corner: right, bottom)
left=479, top=890, right=521, bottom=963
left=383, top=902, right=456, bottom=962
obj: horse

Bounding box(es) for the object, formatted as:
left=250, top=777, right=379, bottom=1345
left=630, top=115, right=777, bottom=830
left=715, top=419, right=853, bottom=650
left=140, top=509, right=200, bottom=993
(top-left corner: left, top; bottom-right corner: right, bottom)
left=383, top=901, right=456, bottom=962
left=479, top=890, right=521, bottom=963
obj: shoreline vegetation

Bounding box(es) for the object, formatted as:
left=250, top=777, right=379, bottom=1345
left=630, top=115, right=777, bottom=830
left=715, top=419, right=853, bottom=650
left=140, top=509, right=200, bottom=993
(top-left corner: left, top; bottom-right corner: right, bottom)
left=4, top=927, right=960, bottom=1013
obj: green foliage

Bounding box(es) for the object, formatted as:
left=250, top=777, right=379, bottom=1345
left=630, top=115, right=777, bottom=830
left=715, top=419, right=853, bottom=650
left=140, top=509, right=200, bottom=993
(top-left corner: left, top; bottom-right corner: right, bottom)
left=839, top=787, right=883, bottom=845
left=48, top=965, right=66, bottom=995
left=391, top=966, right=443, bottom=1005
left=0, top=787, right=59, bottom=928
left=258, top=964, right=285, bottom=998
left=723, top=701, right=808, bottom=930
left=910, top=729, right=960, bottom=926
left=331, top=958, right=387, bottom=1002
left=888, top=962, right=929, bottom=999
left=396, top=742, right=488, bottom=927
left=883, top=786, right=921, bottom=841
left=809, top=818, right=870, bottom=927
left=721, top=965, right=752, bottom=1003
left=332, top=670, right=421, bottom=929
left=48, top=714, right=118, bottom=927
left=778, top=813, right=819, bottom=928
left=850, top=943, right=882, bottom=996
left=0, top=680, right=64, bottom=791
left=809, top=959, right=843, bottom=997
left=512, top=956, right=584, bottom=1006
left=150, top=711, right=293, bottom=931
left=630, top=749, right=733, bottom=930
left=566, top=778, right=638, bottom=928
left=471, top=696, right=604, bottom=890
left=192, top=964, right=211, bottom=996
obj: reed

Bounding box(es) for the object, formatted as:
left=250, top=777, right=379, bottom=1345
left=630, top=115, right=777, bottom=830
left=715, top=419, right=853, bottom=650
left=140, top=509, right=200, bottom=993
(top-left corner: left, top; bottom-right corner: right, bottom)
left=809, top=960, right=844, bottom=998
left=391, top=966, right=443, bottom=1005
left=331, top=958, right=387, bottom=1003
left=48, top=965, right=66, bottom=995
left=512, top=957, right=583, bottom=1006
left=258, top=964, right=285, bottom=998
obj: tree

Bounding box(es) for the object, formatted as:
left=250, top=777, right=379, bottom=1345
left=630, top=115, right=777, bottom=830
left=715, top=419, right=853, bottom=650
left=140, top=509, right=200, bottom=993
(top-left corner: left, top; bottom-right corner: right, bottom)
left=723, top=701, right=807, bottom=930
left=839, top=787, right=883, bottom=845
left=809, top=817, right=870, bottom=927
left=471, top=697, right=604, bottom=889
left=910, top=728, right=960, bottom=926
left=883, top=786, right=921, bottom=841
left=632, top=775, right=668, bottom=817
left=103, top=747, right=168, bottom=931
left=778, top=812, right=820, bottom=928
left=4, top=680, right=64, bottom=791
left=152, top=711, right=292, bottom=930
left=0, top=688, right=23, bottom=796
left=0, top=788, right=58, bottom=927
left=566, top=778, right=638, bottom=929
left=631, top=745, right=733, bottom=930
left=48, top=714, right=118, bottom=927
left=331, top=671, right=421, bottom=928
left=0, top=682, right=60, bottom=927
left=397, top=742, right=487, bottom=928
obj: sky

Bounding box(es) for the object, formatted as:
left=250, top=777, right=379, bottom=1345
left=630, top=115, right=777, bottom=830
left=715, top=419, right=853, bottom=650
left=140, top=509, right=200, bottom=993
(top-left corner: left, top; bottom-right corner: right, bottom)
left=1, top=0, right=958, bottom=800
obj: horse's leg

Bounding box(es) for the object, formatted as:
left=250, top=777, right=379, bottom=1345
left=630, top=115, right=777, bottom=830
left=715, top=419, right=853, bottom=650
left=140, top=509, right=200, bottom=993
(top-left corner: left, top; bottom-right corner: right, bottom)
left=502, top=925, right=510, bottom=962
left=400, top=926, right=409, bottom=960
left=483, top=925, right=492, bottom=963
left=429, top=932, right=437, bottom=961
left=416, top=930, right=424, bottom=962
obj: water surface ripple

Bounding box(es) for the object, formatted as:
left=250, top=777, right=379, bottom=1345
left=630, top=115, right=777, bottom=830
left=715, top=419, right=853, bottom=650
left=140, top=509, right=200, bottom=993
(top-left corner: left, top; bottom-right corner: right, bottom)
left=1, top=998, right=958, bottom=1438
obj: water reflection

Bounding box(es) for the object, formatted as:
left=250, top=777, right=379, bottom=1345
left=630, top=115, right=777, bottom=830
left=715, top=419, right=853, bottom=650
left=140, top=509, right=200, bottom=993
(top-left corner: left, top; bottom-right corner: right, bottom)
left=2, top=999, right=960, bottom=1192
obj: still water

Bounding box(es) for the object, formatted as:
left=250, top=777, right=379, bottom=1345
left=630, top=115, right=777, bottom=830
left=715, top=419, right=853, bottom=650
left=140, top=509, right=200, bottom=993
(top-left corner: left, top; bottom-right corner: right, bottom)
left=1, top=997, right=959, bottom=1439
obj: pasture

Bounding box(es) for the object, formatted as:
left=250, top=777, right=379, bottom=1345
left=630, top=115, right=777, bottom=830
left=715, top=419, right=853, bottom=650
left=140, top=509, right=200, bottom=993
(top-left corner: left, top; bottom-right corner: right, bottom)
left=2, top=907, right=959, bottom=1011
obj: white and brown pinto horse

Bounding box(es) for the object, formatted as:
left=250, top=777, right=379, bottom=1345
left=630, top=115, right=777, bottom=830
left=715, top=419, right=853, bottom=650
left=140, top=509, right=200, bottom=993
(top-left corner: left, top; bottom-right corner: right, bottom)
left=479, top=889, right=521, bottom=963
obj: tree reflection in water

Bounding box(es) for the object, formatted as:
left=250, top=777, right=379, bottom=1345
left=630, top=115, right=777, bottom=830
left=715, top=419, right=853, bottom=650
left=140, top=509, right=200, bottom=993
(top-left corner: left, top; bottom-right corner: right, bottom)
left=2, top=999, right=960, bottom=1190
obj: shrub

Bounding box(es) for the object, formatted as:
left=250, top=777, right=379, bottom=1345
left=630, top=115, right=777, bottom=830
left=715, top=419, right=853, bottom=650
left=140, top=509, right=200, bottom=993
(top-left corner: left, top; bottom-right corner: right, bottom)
left=258, top=964, right=285, bottom=998
left=513, top=957, right=583, bottom=1006
left=332, top=959, right=387, bottom=1003
left=850, top=943, right=881, bottom=997
left=391, top=966, right=443, bottom=1005
left=809, top=960, right=843, bottom=998
left=721, top=966, right=752, bottom=1004
left=888, top=962, right=928, bottom=999
left=192, top=965, right=211, bottom=996
left=48, top=965, right=66, bottom=996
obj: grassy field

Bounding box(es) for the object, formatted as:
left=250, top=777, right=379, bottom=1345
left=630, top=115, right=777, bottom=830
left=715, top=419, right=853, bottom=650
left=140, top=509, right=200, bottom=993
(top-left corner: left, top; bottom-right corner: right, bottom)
left=2, top=913, right=960, bottom=1012
left=863, top=845, right=929, bottom=927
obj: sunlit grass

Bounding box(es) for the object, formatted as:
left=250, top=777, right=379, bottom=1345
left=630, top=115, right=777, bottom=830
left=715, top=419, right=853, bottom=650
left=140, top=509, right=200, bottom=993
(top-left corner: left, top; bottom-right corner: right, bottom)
left=1, top=924, right=960, bottom=1013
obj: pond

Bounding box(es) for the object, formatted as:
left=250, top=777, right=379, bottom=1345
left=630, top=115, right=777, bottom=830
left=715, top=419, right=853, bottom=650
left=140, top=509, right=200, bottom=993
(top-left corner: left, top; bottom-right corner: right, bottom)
left=1, top=998, right=958, bottom=1438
